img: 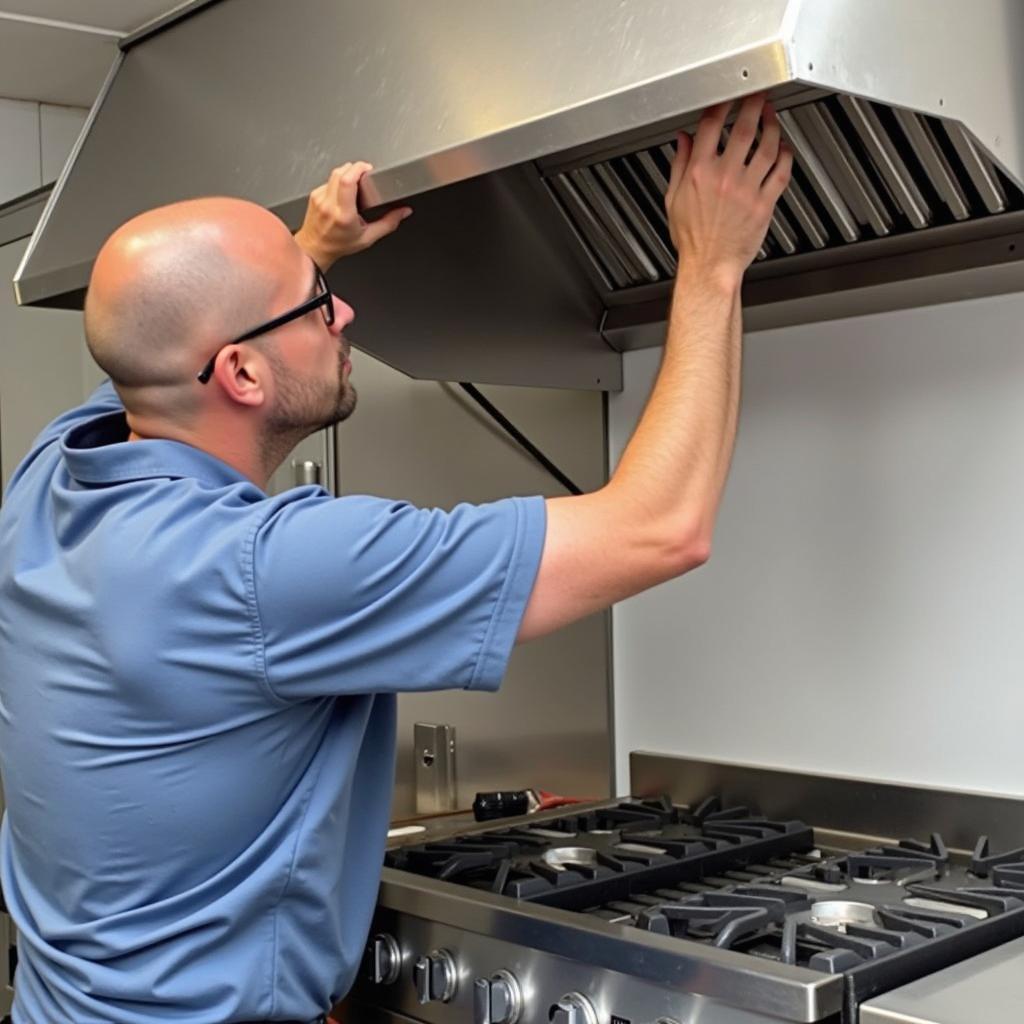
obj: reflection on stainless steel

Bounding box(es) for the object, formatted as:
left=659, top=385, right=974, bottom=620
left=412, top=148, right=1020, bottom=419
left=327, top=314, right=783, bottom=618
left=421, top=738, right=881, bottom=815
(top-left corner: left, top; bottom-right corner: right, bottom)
left=631, top=753, right=1024, bottom=851
left=944, top=122, right=1008, bottom=215
left=768, top=206, right=800, bottom=255
left=542, top=846, right=599, bottom=871
left=780, top=108, right=860, bottom=242
left=780, top=179, right=830, bottom=249
left=894, top=108, right=971, bottom=221
left=367, top=869, right=843, bottom=1022
left=413, top=723, right=457, bottom=816
left=549, top=173, right=626, bottom=289
left=838, top=94, right=932, bottom=229
left=569, top=168, right=659, bottom=284
left=614, top=842, right=667, bottom=856
left=861, top=935, right=1024, bottom=1024
left=780, top=875, right=847, bottom=893
left=14, top=0, right=1024, bottom=395
left=902, top=897, right=988, bottom=921
left=592, top=163, right=676, bottom=278
left=809, top=900, right=878, bottom=930
left=810, top=104, right=892, bottom=236
left=636, top=151, right=669, bottom=196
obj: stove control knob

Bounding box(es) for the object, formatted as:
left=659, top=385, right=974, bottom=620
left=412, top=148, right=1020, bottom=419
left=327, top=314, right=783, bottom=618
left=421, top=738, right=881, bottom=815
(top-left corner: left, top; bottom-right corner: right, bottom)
left=474, top=970, right=522, bottom=1024
left=369, top=933, right=401, bottom=986
left=414, top=948, right=457, bottom=1004
left=550, top=992, right=598, bottom=1024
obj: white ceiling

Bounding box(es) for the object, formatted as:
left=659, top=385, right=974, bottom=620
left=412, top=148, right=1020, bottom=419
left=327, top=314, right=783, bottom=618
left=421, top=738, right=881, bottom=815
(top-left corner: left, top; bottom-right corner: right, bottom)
left=0, top=1, right=185, bottom=107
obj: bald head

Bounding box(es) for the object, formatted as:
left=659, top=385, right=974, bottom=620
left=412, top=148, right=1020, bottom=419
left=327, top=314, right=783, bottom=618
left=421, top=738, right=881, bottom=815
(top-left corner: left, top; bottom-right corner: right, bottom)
left=84, top=197, right=296, bottom=418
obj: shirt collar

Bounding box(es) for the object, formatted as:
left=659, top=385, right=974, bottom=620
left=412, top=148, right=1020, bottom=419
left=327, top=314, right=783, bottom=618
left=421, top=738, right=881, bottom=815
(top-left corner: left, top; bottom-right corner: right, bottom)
left=61, top=410, right=256, bottom=491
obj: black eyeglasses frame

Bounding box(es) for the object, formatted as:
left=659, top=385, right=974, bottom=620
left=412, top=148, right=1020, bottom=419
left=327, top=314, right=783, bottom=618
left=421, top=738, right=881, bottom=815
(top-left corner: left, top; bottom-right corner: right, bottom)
left=196, top=264, right=335, bottom=384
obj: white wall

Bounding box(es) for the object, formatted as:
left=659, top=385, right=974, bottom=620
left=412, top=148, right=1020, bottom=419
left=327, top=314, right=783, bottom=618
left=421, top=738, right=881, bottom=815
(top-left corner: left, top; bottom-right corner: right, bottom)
left=609, top=292, right=1024, bottom=798
left=0, top=99, right=88, bottom=205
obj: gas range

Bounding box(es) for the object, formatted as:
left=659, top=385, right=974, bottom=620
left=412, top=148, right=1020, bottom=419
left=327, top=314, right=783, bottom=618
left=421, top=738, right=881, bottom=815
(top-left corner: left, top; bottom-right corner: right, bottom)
left=349, top=757, right=1024, bottom=1024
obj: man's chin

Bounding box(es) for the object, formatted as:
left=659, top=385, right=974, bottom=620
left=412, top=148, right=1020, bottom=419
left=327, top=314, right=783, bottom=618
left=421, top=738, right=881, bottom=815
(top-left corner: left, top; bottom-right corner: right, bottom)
left=324, top=385, right=357, bottom=428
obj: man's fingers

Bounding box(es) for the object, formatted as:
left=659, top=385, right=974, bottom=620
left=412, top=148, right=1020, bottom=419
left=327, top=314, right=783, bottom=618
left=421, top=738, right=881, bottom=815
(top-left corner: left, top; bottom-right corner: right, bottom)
left=333, top=161, right=372, bottom=213
left=327, top=163, right=352, bottom=195
left=761, top=144, right=794, bottom=204
left=747, top=104, right=782, bottom=183
left=691, top=102, right=730, bottom=161
left=722, top=93, right=767, bottom=171
left=361, top=206, right=412, bottom=246
left=665, top=131, right=692, bottom=209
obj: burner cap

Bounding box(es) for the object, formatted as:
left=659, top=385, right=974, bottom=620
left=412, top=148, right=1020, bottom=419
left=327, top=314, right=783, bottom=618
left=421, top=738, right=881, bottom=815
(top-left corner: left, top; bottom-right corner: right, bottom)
left=809, top=901, right=878, bottom=931
left=542, top=847, right=599, bottom=871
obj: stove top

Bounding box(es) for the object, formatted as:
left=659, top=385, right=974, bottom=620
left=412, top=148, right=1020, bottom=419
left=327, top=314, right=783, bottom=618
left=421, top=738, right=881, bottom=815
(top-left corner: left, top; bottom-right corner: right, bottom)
left=386, top=795, right=813, bottom=907
left=384, top=794, right=1024, bottom=1010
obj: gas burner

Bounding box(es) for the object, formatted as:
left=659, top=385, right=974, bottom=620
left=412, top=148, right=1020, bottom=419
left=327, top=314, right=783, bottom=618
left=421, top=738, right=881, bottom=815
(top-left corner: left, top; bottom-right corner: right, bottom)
left=971, top=836, right=1024, bottom=886
left=386, top=796, right=814, bottom=906
left=636, top=886, right=812, bottom=948
left=794, top=833, right=950, bottom=887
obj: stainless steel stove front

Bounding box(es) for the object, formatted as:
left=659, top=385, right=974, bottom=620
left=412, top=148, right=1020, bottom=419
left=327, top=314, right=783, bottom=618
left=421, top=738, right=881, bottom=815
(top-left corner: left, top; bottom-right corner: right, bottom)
left=357, top=910, right=823, bottom=1024
left=349, top=872, right=842, bottom=1024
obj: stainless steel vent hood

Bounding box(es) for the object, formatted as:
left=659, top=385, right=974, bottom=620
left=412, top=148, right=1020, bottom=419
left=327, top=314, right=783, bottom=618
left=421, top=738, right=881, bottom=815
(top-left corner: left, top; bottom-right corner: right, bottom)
left=14, top=0, right=1024, bottom=390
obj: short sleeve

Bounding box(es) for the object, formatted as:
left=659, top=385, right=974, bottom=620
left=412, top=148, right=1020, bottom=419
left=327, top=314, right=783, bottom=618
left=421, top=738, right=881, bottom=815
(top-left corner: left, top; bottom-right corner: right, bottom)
left=251, top=493, right=546, bottom=700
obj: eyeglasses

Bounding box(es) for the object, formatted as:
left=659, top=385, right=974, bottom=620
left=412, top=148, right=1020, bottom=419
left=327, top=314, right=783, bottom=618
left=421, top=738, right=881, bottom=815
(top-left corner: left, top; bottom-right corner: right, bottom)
left=196, top=263, right=335, bottom=384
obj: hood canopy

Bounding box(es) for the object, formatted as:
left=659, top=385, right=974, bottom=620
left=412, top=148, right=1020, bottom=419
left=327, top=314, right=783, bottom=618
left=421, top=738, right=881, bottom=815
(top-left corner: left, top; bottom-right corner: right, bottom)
left=15, top=0, right=1024, bottom=389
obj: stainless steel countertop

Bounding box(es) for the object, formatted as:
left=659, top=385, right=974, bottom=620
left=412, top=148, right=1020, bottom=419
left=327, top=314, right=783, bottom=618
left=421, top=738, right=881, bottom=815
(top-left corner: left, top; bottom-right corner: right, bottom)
left=859, top=936, right=1024, bottom=1023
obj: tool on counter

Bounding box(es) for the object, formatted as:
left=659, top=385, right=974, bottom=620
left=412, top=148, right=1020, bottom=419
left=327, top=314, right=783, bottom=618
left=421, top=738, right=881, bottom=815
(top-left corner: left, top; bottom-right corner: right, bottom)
left=472, top=789, right=586, bottom=822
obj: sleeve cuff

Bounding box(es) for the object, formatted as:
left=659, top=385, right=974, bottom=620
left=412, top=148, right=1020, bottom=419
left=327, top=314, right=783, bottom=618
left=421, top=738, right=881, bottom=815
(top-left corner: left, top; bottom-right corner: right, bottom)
left=467, top=495, right=547, bottom=692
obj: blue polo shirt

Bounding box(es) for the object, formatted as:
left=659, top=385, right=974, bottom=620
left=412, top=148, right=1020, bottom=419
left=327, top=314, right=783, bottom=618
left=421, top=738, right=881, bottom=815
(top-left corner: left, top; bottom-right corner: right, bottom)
left=0, top=382, right=545, bottom=1023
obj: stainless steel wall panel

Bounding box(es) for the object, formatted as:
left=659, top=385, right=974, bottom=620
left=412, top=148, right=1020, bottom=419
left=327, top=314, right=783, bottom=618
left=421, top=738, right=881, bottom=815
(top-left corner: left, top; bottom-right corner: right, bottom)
left=630, top=753, right=1024, bottom=855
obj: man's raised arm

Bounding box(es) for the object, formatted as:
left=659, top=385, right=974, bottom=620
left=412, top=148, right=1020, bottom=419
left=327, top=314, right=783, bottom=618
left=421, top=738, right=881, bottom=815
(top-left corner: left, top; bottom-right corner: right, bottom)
left=519, top=94, right=793, bottom=641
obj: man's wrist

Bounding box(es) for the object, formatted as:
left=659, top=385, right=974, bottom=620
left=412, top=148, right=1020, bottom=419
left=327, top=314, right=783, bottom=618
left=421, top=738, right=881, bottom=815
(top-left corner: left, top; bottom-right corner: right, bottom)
left=673, top=261, right=744, bottom=300
left=293, top=229, right=335, bottom=270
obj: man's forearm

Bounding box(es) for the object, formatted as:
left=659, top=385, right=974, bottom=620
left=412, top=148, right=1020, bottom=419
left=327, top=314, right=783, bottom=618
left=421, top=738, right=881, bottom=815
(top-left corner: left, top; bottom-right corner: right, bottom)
left=609, top=267, right=743, bottom=550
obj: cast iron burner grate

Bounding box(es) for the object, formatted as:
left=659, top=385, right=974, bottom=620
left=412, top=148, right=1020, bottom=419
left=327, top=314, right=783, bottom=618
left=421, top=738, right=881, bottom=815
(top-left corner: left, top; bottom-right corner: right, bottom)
left=385, top=796, right=815, bottom=909
left=611, top=831, right=1024, bottom=1023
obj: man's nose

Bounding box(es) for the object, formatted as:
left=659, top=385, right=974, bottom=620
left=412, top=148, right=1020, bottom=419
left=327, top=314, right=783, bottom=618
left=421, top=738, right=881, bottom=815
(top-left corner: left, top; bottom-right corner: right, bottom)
left=332, top=294, right=355, bottom=331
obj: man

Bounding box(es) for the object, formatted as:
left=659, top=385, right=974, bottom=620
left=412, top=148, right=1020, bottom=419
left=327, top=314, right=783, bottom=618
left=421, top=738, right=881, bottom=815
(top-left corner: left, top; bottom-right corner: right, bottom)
left=0, top=94, right=790, bottom=1023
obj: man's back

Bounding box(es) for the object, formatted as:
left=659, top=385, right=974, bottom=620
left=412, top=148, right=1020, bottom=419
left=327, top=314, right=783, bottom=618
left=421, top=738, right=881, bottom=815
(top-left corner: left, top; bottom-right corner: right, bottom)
left=0, top=384, right=544, bottom=1022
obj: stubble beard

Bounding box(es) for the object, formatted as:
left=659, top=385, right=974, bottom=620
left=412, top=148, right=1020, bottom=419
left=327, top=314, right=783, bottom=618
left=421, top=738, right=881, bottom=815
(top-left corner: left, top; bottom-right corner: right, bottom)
left=262, top=348, right=358, bottom=475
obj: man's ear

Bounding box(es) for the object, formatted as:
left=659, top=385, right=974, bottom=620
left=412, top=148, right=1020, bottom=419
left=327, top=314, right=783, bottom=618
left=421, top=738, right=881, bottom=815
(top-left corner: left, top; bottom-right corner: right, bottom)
left=213, top=345, right=266, bottom=407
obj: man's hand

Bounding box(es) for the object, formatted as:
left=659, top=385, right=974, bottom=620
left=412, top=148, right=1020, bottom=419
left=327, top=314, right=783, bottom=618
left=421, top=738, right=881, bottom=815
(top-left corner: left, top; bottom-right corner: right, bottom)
left=665, top=94, right=792, bottom=286
left=294, top=161, right=412, bottom=270
left=518, top=95, right=792, bottom=643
